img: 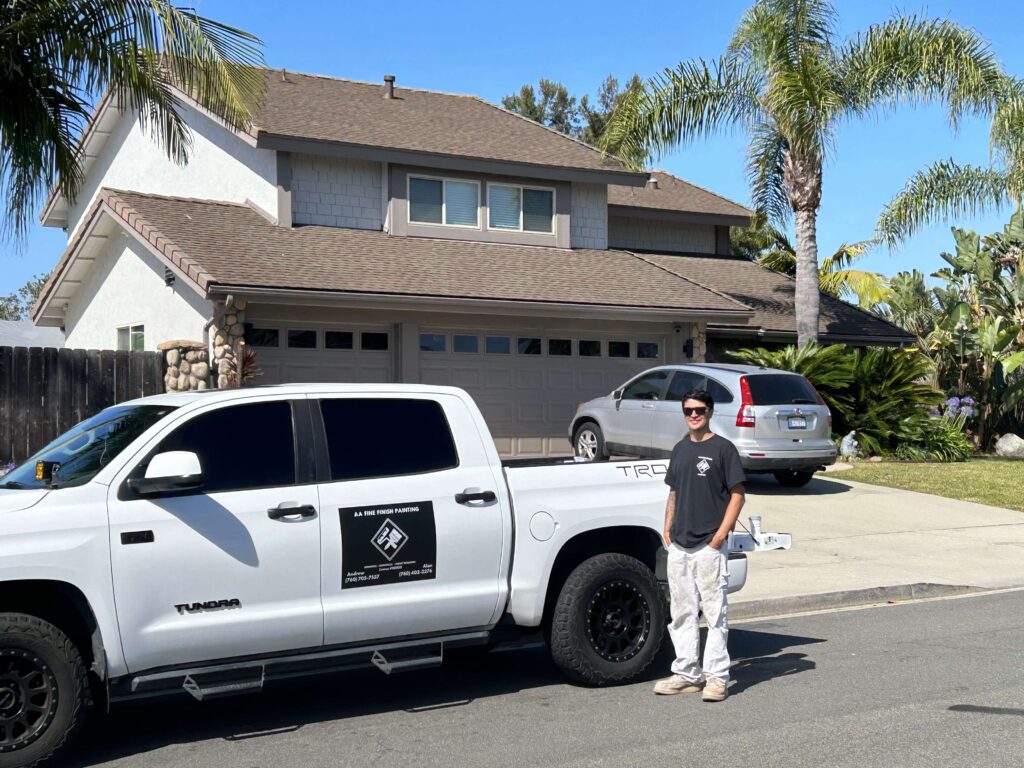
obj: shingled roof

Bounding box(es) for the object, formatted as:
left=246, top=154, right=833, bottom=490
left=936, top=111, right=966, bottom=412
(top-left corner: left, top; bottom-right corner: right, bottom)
left=34, top=190, right=753, bottom=322
left=252, top=70, right=642, bottom=180
left=608, top=170, right=753, bottom=222
left=638, top=252, right=913, bottom=342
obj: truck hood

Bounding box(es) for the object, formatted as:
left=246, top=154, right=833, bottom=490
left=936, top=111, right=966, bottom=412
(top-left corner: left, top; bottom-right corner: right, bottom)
left=0, top=488, right=50, bottom=513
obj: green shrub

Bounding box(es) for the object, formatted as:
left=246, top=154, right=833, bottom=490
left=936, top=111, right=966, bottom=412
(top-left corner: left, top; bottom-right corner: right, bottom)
left=894, top=414, right=973, bottom=462
left=729, top=343, right=946, bottom=457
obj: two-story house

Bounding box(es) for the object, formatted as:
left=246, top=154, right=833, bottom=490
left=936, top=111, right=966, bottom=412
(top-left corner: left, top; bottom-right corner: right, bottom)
left=32, top=70, right=909, bottom=456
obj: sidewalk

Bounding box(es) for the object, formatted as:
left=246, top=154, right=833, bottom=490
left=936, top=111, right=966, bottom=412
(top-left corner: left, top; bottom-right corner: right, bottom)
left=729, top=471, right=1024, bottom=617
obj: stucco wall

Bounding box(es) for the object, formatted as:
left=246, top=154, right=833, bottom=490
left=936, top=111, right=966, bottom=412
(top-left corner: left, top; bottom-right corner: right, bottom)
left=291, top=156, right=383, bottom=229
left=570, top=183, right=608, bottom=249
left=63, top=234, right=212, bottom=351
left=65, top=102, right=277, bottom=238
left=608, top=215, right=717, bottom=254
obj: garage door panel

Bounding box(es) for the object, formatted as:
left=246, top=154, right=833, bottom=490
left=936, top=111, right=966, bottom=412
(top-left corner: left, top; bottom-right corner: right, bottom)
left=546, top=370, right=574, bottom=390
left=484, top=369, right=513, bottom=388
left=420, top=330, right=664, bottom=458
left=516, top=402, right=545, bottom=422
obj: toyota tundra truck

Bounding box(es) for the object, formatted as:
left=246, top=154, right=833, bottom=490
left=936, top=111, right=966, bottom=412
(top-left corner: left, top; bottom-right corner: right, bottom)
left=0, top=384, right=789, bottom=767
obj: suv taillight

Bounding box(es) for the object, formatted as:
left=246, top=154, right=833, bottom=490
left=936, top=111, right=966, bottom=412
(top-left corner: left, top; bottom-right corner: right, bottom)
left=736, top=376, right=756, bottom=428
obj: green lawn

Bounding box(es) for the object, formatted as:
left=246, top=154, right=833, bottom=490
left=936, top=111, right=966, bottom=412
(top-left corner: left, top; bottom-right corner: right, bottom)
left=834, top=458, right=1024, bottom=511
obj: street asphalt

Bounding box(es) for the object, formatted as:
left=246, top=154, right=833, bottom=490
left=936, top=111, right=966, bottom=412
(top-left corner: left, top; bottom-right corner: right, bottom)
left=68, top=590, right=1024, bottom=768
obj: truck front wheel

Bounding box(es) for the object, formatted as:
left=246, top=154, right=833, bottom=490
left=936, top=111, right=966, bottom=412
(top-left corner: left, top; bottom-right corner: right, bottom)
left=548, top=553, right=665, bottom=686
left=0, top=613, right=87, bottom=768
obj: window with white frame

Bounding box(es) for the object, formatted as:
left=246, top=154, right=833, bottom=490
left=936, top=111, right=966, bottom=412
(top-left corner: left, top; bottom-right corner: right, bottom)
left=408, top=176, right=480, bottom=227
left=487, top=183, right=554, bottom=233
left=117, top=324, right=144, bottom=351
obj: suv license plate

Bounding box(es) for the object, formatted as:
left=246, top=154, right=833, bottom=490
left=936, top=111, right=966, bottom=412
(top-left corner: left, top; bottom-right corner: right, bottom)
left=787, top=416, right=807, bottom=429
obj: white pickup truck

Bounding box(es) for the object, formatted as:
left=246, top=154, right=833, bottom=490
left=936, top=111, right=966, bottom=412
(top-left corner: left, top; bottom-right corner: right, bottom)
left=0, top=384, right=789, bottom=767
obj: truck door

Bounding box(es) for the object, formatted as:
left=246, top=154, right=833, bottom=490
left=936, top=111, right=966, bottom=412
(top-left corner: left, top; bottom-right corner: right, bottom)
left=313, top=394, right=507, bottom=646
left=107, top=397, right=323, bottom=672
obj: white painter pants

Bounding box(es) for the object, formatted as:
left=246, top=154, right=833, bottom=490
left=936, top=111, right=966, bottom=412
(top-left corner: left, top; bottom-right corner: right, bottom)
left=667, top=542, right=730, bottom=683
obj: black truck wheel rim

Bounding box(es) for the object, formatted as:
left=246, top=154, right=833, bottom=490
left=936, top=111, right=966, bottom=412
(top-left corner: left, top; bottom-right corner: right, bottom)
left=585, top=579, right=652, bottom=662
left=0, top=649, right=59, bottom=754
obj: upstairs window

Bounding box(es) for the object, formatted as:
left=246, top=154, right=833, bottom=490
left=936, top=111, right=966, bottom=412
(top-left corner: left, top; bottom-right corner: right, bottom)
left=409, top=176, right=479, bottom=227
left=488, top=184, right=554, bottom=233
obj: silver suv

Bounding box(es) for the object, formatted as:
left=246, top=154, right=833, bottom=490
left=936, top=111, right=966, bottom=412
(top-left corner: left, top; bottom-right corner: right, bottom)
left=569, top=364, right=837, bottom=487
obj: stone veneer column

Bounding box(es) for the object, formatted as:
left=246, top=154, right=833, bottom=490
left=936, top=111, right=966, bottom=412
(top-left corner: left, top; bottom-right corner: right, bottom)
left=212, top=298, right=248, bottom=389
left=160, top=340, right=211, bottom=392
left=693, top=323, right=708, bottom=362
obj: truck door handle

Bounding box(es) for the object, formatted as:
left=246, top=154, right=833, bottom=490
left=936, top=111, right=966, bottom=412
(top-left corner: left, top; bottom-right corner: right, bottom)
left=641, top=403, right=656, bottom=409
left=455, top=489, right=497, bottom=505
left=267, top=503, right=317, bottom=520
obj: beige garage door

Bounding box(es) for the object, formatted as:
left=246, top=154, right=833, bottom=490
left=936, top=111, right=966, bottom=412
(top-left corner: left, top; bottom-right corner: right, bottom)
left=246, top=324, right=394, bottom=385
left=419, top=329, right=664, bottom=457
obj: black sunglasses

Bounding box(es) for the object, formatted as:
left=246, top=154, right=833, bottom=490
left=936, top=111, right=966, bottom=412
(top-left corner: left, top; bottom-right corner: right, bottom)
left=682, top=406, right=709, bottom=417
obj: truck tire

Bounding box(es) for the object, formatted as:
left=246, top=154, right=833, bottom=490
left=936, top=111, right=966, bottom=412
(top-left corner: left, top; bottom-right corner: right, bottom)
left=773, top=470, right=815, bottom=488
left=573, top=422, right=608, bottom=462
left=0, top=613, right=87, bottom=768
left=548, top=553, right=664, bottom=686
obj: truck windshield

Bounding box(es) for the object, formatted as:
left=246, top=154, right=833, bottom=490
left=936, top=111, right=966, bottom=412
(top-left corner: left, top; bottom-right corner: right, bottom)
left=1, top=405, right=177, bottom=490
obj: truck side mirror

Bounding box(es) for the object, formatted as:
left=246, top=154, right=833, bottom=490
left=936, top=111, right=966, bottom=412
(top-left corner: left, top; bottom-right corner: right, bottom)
left=127, top=451, right=204, bottom=496
left=612, top=389, right=623, bottom=401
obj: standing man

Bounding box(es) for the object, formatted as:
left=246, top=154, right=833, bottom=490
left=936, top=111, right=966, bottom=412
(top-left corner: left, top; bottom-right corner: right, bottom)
left=653, top=389, right=745, bottom=702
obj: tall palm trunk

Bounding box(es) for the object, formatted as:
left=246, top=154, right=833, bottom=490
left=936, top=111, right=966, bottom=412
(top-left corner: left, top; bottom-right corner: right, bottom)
left=784, top=152, right=823, bottom=346
left=794, top=208, right=821, bottom=345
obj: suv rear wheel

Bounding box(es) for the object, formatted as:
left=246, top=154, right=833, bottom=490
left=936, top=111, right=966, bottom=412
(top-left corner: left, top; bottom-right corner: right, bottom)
left=548, top=553, right=664, bottom=686
left=773, top=469, right=815, bottom=488
left=0, top=613, right=87, bottom=768
left=573, top=422, right=608, bottom=462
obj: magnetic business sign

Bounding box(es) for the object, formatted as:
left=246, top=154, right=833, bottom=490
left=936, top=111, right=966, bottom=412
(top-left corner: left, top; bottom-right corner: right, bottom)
left=339, top=501, right=437, bottom=589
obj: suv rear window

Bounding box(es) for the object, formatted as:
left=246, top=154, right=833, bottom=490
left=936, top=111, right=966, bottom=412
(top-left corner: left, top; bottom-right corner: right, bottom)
left=744, top=374, right=820, bottom=405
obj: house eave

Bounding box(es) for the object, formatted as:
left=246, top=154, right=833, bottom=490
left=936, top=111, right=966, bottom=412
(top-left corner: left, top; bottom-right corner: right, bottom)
left=255, top=133, right=650, bottom=187
left=707, top=324, right=914, bottom=346
left=210, top=284, right=754, bottom=324
left=607, top=204, right=751, bottom=228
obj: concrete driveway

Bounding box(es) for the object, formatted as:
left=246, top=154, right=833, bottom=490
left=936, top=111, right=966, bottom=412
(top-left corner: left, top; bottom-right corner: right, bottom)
left=731, top=471, right=1024, bottom=614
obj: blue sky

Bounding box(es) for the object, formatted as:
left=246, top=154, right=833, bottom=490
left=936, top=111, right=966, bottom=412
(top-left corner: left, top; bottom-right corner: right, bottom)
left=3, top=0, right=1023, bottom=298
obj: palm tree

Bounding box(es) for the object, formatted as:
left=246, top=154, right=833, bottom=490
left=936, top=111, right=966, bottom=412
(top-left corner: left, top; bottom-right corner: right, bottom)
left=602, top=0, right=1006, bottom=346
left=1, top=1, right=266, bottom=239
left=878, top=79, right=1024, bottom=244
left=734, top=213, right=888, bottom=309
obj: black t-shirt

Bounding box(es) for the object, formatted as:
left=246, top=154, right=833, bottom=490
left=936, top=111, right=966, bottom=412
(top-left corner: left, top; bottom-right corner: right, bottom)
left=665, top=433, right=746, bottom=548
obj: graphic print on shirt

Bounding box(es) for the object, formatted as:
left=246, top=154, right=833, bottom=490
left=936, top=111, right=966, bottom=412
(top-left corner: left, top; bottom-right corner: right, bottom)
left=696, top=456, right=713, bottom=477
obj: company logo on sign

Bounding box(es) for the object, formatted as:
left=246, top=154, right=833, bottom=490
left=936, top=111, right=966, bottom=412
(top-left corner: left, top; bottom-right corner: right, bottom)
left=696, top=458, right=711, bottom=476
left=372, top=519, right=409, bottom=561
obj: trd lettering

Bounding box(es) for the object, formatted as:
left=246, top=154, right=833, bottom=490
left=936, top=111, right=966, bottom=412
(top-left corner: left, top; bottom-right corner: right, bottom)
left=617, top=463, right=669, bottom=478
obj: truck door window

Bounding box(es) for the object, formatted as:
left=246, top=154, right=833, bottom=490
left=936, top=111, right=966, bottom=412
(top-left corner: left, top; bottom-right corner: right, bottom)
left=622, top=370, right=669, bottom=400
left=154, top=401, right=296, bottom=493
left=319, top=399, right=459, bottom=481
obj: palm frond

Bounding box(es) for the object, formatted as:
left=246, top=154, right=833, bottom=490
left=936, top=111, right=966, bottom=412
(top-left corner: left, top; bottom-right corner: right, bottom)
left=1, top=0, right=265, bottom=239
left=876, top=160, right=1011, bottom=245
left=838, top=16, right=1003, bottom=126
left=600, top=58, right=763, bottom=168
left=746, top=123, right=790, bottom=223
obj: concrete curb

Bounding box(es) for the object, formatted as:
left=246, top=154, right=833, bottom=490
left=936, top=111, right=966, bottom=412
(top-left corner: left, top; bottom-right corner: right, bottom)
left=730, top=582, right=983, bottom=620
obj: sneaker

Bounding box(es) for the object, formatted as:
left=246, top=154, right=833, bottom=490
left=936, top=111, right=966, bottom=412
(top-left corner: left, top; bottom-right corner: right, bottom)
left=702, top=678, right=728, bottom=702
left=653, top=675, right=704, bottom=695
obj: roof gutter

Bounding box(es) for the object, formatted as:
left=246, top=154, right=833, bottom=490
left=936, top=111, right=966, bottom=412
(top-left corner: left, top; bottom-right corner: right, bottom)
left=255, top=133, right=650, bottom=187
left=209, top=285, right=754, bottom=325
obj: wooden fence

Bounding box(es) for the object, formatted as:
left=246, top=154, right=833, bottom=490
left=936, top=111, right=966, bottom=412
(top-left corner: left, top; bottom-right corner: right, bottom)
left=0, top=346, right=164, bottom=465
